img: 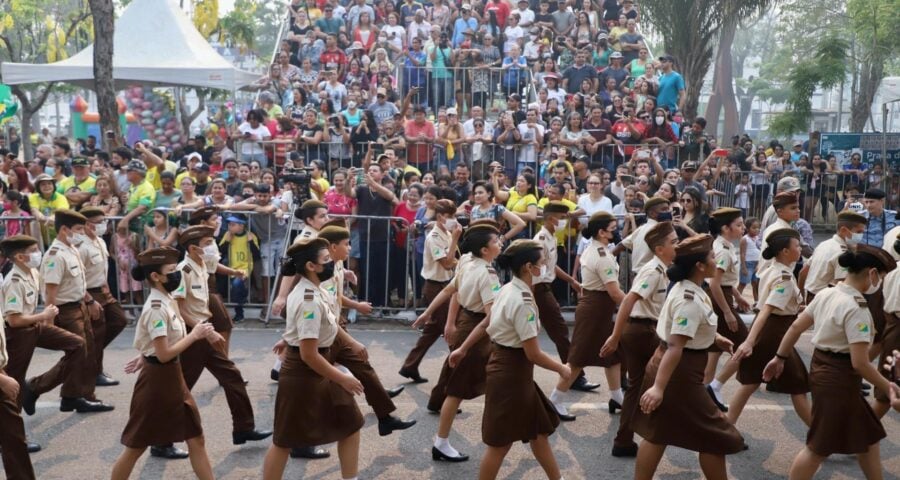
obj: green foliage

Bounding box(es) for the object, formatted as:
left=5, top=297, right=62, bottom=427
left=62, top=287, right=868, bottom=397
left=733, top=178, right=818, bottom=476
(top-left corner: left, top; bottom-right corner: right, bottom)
left=767, top=36, right=848, bottom=136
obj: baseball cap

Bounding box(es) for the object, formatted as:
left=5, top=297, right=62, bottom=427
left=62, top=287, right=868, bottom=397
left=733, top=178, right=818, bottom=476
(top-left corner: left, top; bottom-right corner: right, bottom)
left=777, top=176, right=801, bottom=192
left=185, top=152, right=202, bottom=163
left=446, top=107, right=458, bottom=116
left=126, top=160, right=147, bottom=173
left=610, top=51, right=623, bottom=59
left=192, top=162, right=210, bottom=173
left=792, top=140, right=802, bottom=147
left=376, top=87, right=387, bottom=96
left=226, top=214, right=248, bottom=225
left=658, top=54, right=675, bottom=63
left=72, top=157, right=90, bottom=167
left=681, top=161, right=698, bottom=171
left=461, top=3, right=472, bottom=9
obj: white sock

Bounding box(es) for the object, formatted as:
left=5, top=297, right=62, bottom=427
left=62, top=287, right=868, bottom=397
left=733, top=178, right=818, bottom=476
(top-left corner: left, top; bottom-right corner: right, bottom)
left=434, top=436, right=460, bottom=457
left=549, top=388, right=563, bottom=403
left=343, top=477, right=358, bottom=480
left=610, top=388, right=624, bottom=405
left=710, top=379, right=723, bottom=391
left=336, top=364, right=350, bottom=374
left=272, top=359, right=282, bottom=372
left=549, top=388, right=568, bottom=415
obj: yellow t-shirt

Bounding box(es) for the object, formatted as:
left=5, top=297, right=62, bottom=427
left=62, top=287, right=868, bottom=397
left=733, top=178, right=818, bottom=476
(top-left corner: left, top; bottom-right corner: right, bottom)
left=56, top=175, right=97, bottom=194
left=147, top=161, right=178, bottom=190
left=538, top=197, right=577, bottom=246
left=221, top=233, right=256, bottom=274
left=28, top=192, right=70, bottom=216
left=311, top=177, right=331, bottom=201
left=175, top=171, right=197, bottom=187
left=506, top=190, right=538, bottom=214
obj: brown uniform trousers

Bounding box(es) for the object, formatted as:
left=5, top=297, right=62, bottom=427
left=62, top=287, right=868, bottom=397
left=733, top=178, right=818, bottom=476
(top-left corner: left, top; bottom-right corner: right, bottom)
left=32, top=302, right=96, bottom=399
left=87, top=288, right=127, bottom=374
left=178, top=329, right=254, bottom=433
left=400, top=279, right=449, bottom=373
left=613, top=318, right=660, bottom=449
left=4, top=323, right=83, bottom=407
left=533, top=283, right=570, bottom=363
left=1, top=369, right=35, bottom=480
left=332, top=327, right=395, bottom=418
left=208, top=275, right=233, bottom=334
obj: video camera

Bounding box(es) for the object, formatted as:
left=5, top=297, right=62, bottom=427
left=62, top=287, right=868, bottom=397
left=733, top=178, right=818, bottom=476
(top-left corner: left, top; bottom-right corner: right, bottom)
left=281, top=166, right=314, bottom=206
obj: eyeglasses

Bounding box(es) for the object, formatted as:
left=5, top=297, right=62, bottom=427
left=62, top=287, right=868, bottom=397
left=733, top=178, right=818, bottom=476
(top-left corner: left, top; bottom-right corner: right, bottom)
left=637, top=179, right=648, bottom=184
left=681, top=198, right=693, bottom=203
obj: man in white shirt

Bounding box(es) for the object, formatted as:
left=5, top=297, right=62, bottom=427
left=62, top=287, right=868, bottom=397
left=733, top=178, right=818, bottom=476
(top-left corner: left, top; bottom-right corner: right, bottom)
left=407, top=10, right=432, bottom=46
left=517, top=108, right=545, bottom=170
left=514, top=0, right=535, bottom=27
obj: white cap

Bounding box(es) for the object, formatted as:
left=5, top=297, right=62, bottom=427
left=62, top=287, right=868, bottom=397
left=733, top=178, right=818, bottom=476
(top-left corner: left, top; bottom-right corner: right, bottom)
left=446, top=107, right=458, bottom=116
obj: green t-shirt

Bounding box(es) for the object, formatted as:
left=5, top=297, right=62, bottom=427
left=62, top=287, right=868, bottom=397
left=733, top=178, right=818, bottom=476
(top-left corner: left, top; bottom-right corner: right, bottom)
left=126, top=180, right=157, bottom=231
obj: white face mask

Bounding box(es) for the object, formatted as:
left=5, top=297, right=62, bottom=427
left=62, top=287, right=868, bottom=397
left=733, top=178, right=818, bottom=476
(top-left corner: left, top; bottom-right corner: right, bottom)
left=94, top=221, right=108, bottom=236
left=555, top=219, right=567, bottom=231
left=539, top=264, right=548, bottom=278
left=202, top=243, right=220, bottom=261
left=26, top=251, right=42, bottom=269
left=655, top=116, right=665, bottom=126
left=70, top=232, right=87, bottom=245
left=866, top=270, right=882, bottom=295
left=847, top=232, right=864, bottom=246
left=444, top=218, right=458, bottom=231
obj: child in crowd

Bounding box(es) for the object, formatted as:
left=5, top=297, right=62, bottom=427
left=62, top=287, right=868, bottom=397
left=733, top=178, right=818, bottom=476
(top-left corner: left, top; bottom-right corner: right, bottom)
left=114, top=225, right=143, bottom=307
left=219, top=214, right=259, bottom=322
left=739, top=217, right=762, bottom=302
left=144, top=208, right=178, bottom=248
left=734, top=174, right=752, bottom=218
left=1, top=190, right=32, bottom=238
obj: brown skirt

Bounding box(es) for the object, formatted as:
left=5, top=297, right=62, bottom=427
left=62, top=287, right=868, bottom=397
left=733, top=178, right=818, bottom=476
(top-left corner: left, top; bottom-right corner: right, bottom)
left=208, top=293, right=233, bottom=333
left=482, top=344, right=560, bottom=446
left=806, top=349, right=886, bottom=456
left=121, top=358, right=203, bottom=448
left=875, top=312, right=899, bottom=403
left=429, top=308, right=490, bottom=406
left=631, top=345, right=745, bottom=455
left=705, top=285, right=749, bottom=352
left=272, top=347, right=364, bottom=448
left=737, top=313, right=809, bottom=394
left=568, top=290, right=621, bottom=368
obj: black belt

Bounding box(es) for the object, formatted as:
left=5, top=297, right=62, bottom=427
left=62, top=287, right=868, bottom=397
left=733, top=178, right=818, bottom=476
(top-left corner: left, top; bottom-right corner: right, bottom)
left=815, top=348, right=850, bottom=358
left=287, top=345, right=330, bottom=354
left=461, top=307, right=485, bottom=317
left=629, top=317, right=657, bottom=326
left=58, top=301, right=84, bottom=308
left=492, top=341, right=522, bottom=350
left=425, top=279, right=450, bottom=286
left=144, top=355, right=178, bottom=365
left=87, top=287, right=105, bottom=293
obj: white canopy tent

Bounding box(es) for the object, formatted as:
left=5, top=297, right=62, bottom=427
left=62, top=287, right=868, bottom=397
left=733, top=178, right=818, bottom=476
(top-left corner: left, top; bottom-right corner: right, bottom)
left=0, top=0, right=260, bottom=91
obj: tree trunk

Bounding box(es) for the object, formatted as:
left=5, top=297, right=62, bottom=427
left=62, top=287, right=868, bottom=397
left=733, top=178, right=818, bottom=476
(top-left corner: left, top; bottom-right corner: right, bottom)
left=849, top=55, right=884, bottom=133
left=704, top=21, right=739, bottom=140
left=89, top=0, right=119, bottom=151
left=177, top=88, right=207, bottom=138
left=11, top=85, right=55, bottom=161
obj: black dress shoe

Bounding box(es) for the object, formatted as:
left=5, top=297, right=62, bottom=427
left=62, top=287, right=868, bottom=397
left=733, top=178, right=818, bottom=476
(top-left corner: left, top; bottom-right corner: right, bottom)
left=232, top=429, right=273, bottom=445
left=290, top=446, right=330, bottom=459
left=570, top=376, right=601, bottom=392
left=270, top=369, right=280, bottom=382
left=431, top=446, right=469, bottom=462
left=27, top=442, right=41, bottom=454
left=861, top=383, right=871, bottom=391
left=706, top=385, right=729, bottom=412
left=608, top=399, right=622, bottom=414
left=60, top=397, right=115, bottom=413
left=150, top=445, right=189, bottom=459
left=386, top=385, right=405, bottom=398
left=378, top=415, right=416, bottom=436
left=611, top=442, right=638, bottom=457
left=95, top=373, right=120, bottom=387
left=398, top=368, right=428, bottom=384
left=556, top=411, right=576, bottom=422
left=22, top=382, right=39, bottom=416
left=427, top=407, right=462, bottom=415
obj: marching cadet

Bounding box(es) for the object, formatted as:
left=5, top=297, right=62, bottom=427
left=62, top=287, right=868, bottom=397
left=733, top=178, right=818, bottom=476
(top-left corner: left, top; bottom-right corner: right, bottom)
left=0, top=304, right=36, bottom=480
left=757, top=192, right=800, bottom=275
left=1, top=236, right=80, bottom=453
left=884, top=225, right=900, bottom=261
left=802, top=211, right=868, bottom=302
left=612, top=197, right=672, bottom=274
left=401, top=199, right=461, bottom=383
left=728, top=228, right=811, bottom=427
left=703, top=208, right=751, bottom=412
left=549, top=212, right=625, bottom=421
left=872, top=238, right=900, bottom=417
left=150, top=225, right=271, bottom=460
left=415, top=223, right=502, bottom=463
left=631, top=234, right=744, bottom=480
left=78, top=207, right=128, bottom=387
left=762, top=244, right=896, bottom=480
left=262, top=238, right=365, bottom=480
left=601, top=221, right=678, bottom=457
left=31, top=209, right=113, bottom=413
left=188, top=206, right=245, bottom=355
left=533, top=201, right=597, bottom=392
left=111, top=247, right=217, bottom=480
left=455, top=240, right=569, bottom=480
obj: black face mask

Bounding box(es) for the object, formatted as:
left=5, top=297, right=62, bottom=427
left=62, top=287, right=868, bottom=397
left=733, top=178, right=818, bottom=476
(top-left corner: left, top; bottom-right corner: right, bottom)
left=656, top=211, right=673, bottom=222
left=161, top=271, right=182, bottom=293
left=611, top=230, right=622, bottom=245
left=318, top=261, right=335, bottom=282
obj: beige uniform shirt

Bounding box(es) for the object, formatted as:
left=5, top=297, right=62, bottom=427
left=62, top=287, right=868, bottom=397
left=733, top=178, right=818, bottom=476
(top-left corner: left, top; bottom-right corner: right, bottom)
left=0, top=311, right=7, bottom=369
left=133, top=288, right=186, bottom=356
left=320, top=261, right=345, bottom=315
left=712, top=236, right=739, bottom=288
left=293, top=224, right=319, bottom=245
left=422, top=226, right=454, bottom=282
left=580, top=240, right=619, bottom=291
left=807, top=283, right=873, bottom=353
left=621, top=218, right=658, bottom=274
left=883, top=225, right=900, bottom=262
left=882, top=268, right=900, bottom=315
left=532, top=226, right=558, bottom=284
left=629, top=256, right=668, bottom=319
left=283, top=276, right=338, bottom=347
left=78, top=235, right=110, bottom=289
left=487, top=276, right=539, bottom=348
left=173, top=257, right=212, bottom=323
left=757, top=217, right=793, bottom=274
left=657, top=279, right=718, bottom=350
left=757, top=262, right=803, bottom=315
left=804, top=235, right=848, bottom=295
left=453, top=255, right=501, bottom=312
left=40, top=238, right=86, bottom=304
left=2, top=265, right=41, bottom=317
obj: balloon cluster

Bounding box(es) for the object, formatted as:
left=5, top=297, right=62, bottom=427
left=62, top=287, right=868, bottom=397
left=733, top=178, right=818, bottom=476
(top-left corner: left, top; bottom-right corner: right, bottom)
left=123, top=86, right=184, bottom=149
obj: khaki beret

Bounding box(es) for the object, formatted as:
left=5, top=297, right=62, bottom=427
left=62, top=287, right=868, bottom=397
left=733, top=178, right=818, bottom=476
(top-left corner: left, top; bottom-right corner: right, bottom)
left=773, top=192, right=799, bottom=209
left=318, top=225, right=351, bottom=243
left=856, top=244, right=897, bottom=273
left=645, top=221, right=675, bottom=249
left=178, top=225, right=215, bottom=247
left=79, top=207, right=106, bottom=219
left=837, top=210, right=868, bottom=226
left=137, top=247, right=181, bottom=267
left=711, top=207, right=742, bottom=223
left=189, top=206, right=218, bottom=225
left=286, top=237, right=329, bottom=257
left=502, top=239, right=542, bottom=257
left=644, top=197, right=670, bottom=213
left=0, top=235, right=38, bottom=256
left=675, top=233, right=714, bottom=257
left=55, top=209, right=88, bottom=229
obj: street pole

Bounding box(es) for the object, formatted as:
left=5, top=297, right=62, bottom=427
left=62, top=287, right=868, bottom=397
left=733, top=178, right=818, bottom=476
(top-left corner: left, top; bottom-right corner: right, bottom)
left=883, top=98, right=900, bottom=177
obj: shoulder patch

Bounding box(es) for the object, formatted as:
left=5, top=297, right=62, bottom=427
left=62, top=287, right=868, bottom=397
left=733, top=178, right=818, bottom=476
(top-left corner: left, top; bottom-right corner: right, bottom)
left=302, top=231, right=312, bottom=237
left=10, top=274, right=24, bottom=282
left=856, top=297, right=868, bottom=308
left=655, top=264, right=665, bottom=275
left=151, top=300, right=163, bottom=309
left=781, top=272, right=792, bottom=281
left=522, top=291, right=533, bottom=300
left=487, top=266, right=497, bottom=275
left=597, top=247, right=607, bottom=257
left=303, top=290, right=315, bottom=301
left=48, top=248, right=58, bottom=256
left=183, top=265, right=193, bottom=274
left=722, top=242, right=731, bottom=250
left=684, top=290, right=695, bottom=301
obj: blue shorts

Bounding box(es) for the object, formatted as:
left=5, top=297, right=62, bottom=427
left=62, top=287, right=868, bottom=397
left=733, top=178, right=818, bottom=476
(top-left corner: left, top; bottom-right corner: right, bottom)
left=740, top=260, right=758, bottom=285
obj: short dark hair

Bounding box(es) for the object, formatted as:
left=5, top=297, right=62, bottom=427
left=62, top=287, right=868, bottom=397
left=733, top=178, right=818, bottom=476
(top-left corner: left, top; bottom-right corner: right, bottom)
left=693, top=117, right=707, bottom=129
left=255, top=183, right=272, bottom=194
left=113, top=147, right=133, bottom=161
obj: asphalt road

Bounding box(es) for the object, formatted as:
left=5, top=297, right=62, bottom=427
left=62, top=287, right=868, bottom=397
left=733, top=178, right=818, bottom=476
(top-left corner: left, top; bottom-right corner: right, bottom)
left=12, top=323, right=900, bottom=480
